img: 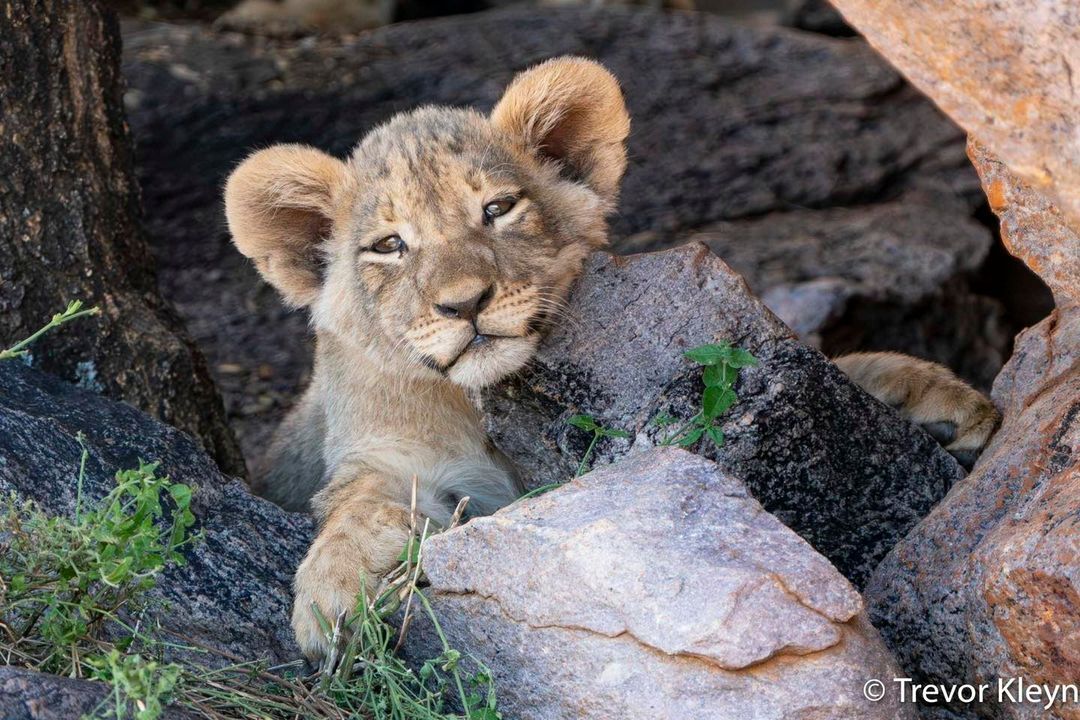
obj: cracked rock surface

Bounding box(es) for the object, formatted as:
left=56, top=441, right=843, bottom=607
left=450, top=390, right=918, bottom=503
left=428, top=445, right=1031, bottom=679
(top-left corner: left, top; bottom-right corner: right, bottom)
left=405, top=448, right=915, bottom=720
left=484, top=244, right=964, bottom=586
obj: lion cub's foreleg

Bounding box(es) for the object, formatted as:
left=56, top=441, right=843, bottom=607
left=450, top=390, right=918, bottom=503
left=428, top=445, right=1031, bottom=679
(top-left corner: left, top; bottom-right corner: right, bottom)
left=291, top=470, right=411, bottom=660
left=833, top=352, right=1000, bottom=469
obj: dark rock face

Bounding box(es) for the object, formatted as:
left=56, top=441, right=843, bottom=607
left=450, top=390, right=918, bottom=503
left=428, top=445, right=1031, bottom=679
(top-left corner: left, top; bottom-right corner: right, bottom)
left=0, top=0, right=243, bottom=477
left=782, top=0, right=854, bottom=36
left=624, top=191, right=1008, bottom=388
left=0, top=362, right=312, bottom=666
left=0, top=666, right=196, bottom=720
left=118, top=5, right=985, bottom=464
left=405, top=449, right=916, bottom=720
left=483, top=244, right=964, bottom=587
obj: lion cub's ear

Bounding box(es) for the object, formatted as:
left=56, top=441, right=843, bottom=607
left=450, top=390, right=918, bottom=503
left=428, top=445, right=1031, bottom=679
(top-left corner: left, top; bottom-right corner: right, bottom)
left=491, top=57, right=630, bottom=204
left=224, top=145, right=350, bottom=307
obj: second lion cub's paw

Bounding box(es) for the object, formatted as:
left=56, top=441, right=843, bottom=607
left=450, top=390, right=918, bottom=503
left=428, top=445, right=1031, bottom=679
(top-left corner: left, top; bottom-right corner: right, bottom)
left=834, top=352, right=1001, bottom=470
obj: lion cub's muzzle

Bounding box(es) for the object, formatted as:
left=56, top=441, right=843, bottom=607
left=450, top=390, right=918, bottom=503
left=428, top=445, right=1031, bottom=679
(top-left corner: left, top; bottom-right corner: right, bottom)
left=405, top=280, right=544, bottom=375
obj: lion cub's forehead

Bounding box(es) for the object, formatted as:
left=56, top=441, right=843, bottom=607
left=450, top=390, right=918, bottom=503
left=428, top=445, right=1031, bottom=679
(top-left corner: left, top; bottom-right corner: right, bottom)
left=349, top=108, right=520, bottom=194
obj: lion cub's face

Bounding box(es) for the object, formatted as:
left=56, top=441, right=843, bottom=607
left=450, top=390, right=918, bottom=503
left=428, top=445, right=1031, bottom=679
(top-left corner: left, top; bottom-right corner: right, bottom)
left=225, top=58, right=629, bottom=389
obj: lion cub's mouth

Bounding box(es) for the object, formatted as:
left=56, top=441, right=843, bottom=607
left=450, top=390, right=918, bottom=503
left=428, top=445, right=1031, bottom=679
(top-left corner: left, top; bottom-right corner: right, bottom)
left=421, top=331, right=519, bottom=374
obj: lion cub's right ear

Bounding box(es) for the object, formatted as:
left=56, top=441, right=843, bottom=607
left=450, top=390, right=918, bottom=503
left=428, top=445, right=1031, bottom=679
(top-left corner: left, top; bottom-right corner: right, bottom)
left=224, top=145, right=350, bottom=307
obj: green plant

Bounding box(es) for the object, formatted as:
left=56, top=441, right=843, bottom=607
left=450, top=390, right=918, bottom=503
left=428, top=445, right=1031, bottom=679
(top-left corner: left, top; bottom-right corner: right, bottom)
left=0, top=452, right=499, bottom=720
left=307, top=492, right=501, bottom=720
left=87, top=649, right=182, bottom=720
left=518, top=414, right=630, bottom=501
left=566, top=414, right=630, bottom=477
left=0, top=452, right=196, bottom=677
left=656, top=342, right=758, bottom=449
left=0, top=300, right=100, bottom=361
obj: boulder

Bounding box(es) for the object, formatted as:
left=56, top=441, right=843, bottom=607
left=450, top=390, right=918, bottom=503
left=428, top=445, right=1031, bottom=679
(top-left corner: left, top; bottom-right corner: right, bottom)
left=0, top=361, right=312, bottom=666
left=828, top=0, right=1080, bottom=235
left=117, top=5, right=987, bottom=461
left=865, top=306, right=1080, bottom=720
left=863, top=142, right=1080, bottom=720
left=968, top=140, right=1080, bottom=307
left=623, top=191, right=1007, bottom=388
left=484, top=244, right=964, bottom=587
left=406, top=449, right=916, bottom=720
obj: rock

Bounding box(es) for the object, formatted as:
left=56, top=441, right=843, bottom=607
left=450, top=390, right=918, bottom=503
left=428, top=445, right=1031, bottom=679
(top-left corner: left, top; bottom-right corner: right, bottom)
left=0, top=666, right=196, bottom=720
left=0, top=0, right=243, bottom=477
left=405, top=449, right=915, bottom=720
left=622, top=191, right=1008, bottom=388
left=118, top=5, right=984, bottom=461
left=782, top=0, right=854, bottom=36
left=865, top=305, right=1080, bottom=720
left=828, top=0, right=1080, bottom=235
left=969, top=139, right=1080, bottom=307
left=484, top=244, right=964, bottom=586
left=0, top=361, right=312, bottom=666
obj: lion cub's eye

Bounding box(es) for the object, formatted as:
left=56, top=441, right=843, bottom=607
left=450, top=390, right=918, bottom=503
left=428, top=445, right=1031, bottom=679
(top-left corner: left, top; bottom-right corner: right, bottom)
left=483, top=197, right=517, bottom=224
left=371, top=235, right=406, bottom=254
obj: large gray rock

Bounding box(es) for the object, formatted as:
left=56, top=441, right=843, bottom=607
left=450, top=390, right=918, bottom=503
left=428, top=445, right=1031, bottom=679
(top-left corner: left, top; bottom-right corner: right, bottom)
left=0, top=362, right=312, bottom=666
left=622, top=192, right=1009, bottom=389
left=407, top=449, right=915, bottom=720
left=485, top=244, right=964, bottom=586
left=118, top=4, right=986, bottom=463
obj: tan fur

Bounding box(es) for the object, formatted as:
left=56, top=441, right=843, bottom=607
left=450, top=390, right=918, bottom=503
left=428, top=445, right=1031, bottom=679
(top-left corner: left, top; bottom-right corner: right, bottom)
left=226, top=57, right=630, bottom=658
left=226, top=57, right=997, bottom=660
left=834, top=352, right=1000, bottom=461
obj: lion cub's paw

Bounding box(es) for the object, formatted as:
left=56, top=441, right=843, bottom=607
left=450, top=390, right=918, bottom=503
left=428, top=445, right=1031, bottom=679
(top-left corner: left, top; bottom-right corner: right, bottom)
left=833, top=352, right=1001, bottom=470
left=291, top=533, right=367, bottom=661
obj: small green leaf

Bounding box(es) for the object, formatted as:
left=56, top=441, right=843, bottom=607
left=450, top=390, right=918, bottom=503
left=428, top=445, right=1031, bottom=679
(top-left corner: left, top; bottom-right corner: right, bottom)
left=651, top=413, right=677, bottom=427
left=683, top=343, right=731, bottom=366
left=706, top=426, right=725, bottom=447
left=600, top=427, right=631, bottom=439
left=567, top=414, right=598, bottom=431
left=725, top=348, right=759, bottom=369
left=702, top=387, right=736, bottom=420
left=703, top=364, right=724, bottom=387
left=167, top=484, right=192, bottom=508
left=397, top=538, right=421, bottom=565
left=677, top=427, right=705, bottom=447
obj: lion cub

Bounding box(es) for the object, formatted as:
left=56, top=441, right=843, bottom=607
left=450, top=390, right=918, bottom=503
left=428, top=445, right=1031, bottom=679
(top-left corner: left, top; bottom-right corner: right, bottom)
left=224, top=57, right=998, bottom=659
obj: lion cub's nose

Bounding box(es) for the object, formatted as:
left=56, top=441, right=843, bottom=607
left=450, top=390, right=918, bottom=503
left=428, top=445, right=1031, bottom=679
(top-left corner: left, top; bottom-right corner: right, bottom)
left=434, top=285, right=494, bottom=322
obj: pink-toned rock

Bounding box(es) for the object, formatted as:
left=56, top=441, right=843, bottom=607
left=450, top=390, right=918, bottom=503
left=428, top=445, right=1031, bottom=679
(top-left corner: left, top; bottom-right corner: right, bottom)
left=968, top=139, right=1080, bottom=306
left=829, top=0, right=1080, bottom=234
left=408, top=449, right=916, bottom=720
left=866, top=305, right=1080, bottom=719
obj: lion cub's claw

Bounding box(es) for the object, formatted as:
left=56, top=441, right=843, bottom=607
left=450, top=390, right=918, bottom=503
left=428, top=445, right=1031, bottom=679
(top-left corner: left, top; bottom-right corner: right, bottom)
left=834, top=351, right=1000, bottom=471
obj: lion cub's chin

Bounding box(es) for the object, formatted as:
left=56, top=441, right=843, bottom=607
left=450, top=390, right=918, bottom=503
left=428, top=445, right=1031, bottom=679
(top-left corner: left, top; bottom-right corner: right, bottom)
left=445, top=334, right=540, bottom=390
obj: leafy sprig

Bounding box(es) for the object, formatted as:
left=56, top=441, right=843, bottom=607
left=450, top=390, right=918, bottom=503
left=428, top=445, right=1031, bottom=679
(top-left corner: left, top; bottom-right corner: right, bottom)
left=657, top=342, right=758, bottom=449
left=0, top=300, right=100, bottom=361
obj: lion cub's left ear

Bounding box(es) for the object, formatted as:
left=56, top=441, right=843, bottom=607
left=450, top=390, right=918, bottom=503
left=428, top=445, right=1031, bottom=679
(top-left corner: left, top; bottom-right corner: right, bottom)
left=491, top=57, right=630, bottom=205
